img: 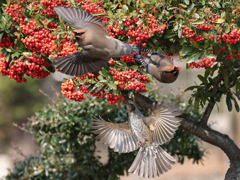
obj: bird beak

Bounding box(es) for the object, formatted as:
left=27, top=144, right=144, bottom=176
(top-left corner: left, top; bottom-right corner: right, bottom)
left=175, top=66, right=181, bottom=71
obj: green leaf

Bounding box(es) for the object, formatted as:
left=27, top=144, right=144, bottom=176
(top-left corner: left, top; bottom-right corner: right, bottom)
left=92, top=12, right=106, bottom=16
left=179, top=3, right=187, bottom=8
left=203, top=40, right=209, bottom=49
left=164, top=32, right=176, bottom=39
left=187, top=52, right=202, bottom=63
left=232, top=97, right=239, bottom=112
left=194, top=98, right=200, bottom=112
left=202, top=0, right=205, bottom=5
left=173, top=24, right=178, bottom=31
left=236, top=80, right=240, bottom=96
left=226, top=94, right=232, bottom=111
left=192, top=20, right=204, bottom=25
left=198, top=75, right=207, bottom=84
left=191, top=42, right=199, bottom=48
left=223, top=74, right=229, bottom=88
left=216, top=52, right=223, bottom=62
left=214, top=2, right=221, bottom=8
left=178, top=20, right=182, bottom=38
left=97, top=75, right=103, bottom=81
left=184, top=86, right=198, bottom=92
left=179, top=46, right=194, bottom=56
left=205, top=52, right=216, bottom=59
left=146, top=73, right=156, bottom=84
left=189, top=8, right=197, bottom=17
left=216, top=18, right=225, bottom=24
left=184, top=0, right=189, bottom=5
left=108, top=83, right=117, bottom=90
left=225, top=25, right=230, bottom=33
left=226, top=12, right=231, bottom=24
left=122, top=5, right=129, bottom=13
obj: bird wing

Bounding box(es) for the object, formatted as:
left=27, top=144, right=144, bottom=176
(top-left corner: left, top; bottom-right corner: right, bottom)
left=54, top=6, right=107, bottom=31
left=143, top=97, right=182, bottom=145
left=51, top=51, right=109, bottom=76
left=91, top=116, right=138, bottom=153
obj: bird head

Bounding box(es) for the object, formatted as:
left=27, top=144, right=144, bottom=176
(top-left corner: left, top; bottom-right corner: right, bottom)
left=160, top=65, right=180, bottom=83
left=73, top=30, right=86, bottom=40
left=126, top=101, right=136, bottom=112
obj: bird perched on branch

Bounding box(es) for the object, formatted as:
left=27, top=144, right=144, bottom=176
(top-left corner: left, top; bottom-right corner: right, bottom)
left=91, top=97, right=182, bottom=178
left=51, top=7, right=140, bottom=76
left=133, top=51, right=180, bottom=83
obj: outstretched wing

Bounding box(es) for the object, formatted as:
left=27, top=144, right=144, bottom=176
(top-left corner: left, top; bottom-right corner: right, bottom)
left=54, top=6, right=107, bottom=31
left=51, top=51, right=109, bottom=76
left=91, top=116, right=138, bottom=153
left=143, top=97, right=182, bottom=145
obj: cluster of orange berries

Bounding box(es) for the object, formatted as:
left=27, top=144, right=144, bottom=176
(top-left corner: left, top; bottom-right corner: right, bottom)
left=0, top=37, right=15, bottom=48
left=0, top=53, right=50, bottom=83
left=41, top=0, right=70, bottom=17
left=188, top=58, right=216, bottom=69
left=109, top=69, right=149, bottom=92
left=22, top=28, right=57, bottom=54
left=61, top=72, right=126, bottom=106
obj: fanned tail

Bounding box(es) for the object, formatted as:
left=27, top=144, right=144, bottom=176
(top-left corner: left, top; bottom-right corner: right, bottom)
left=128, top=145, right=175, bottom=178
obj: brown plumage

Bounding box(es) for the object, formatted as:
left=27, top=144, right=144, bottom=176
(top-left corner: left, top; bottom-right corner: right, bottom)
left=51, top=7, right=140, bottom=76
left=134, top=52, right=180, bottom=83
left=91, top=97, right=182, bottom=178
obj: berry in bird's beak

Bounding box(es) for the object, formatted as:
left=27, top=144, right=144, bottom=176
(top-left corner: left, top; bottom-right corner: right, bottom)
left=175, top=66, right=181, bottom=71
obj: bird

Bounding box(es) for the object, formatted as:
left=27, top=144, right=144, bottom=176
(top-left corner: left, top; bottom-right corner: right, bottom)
left=51, top=6, right=141, bottom=76
left=133, top=51, right=180, bottom=83
left=91, top=97, right=182, bottom=178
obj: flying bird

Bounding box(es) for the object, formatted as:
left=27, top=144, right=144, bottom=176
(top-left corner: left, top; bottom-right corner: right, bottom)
left=51, top=7, right=140, bottom=76
left=133, top=52, right=180, bottom=83
left=91, top=98, right=182, bottom=178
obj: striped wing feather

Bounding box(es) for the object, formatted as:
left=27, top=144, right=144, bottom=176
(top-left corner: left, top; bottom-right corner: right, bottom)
left=91, top=117, right=138, bottom=153
left=143, top=97, right=182, bottom=145
left=54, top=6, right=106, bottom=30
left=51, top=51, right=109, bottom=76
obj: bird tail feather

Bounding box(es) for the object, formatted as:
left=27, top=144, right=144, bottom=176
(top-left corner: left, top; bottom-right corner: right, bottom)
left=128, top=145, right=175, bottom=178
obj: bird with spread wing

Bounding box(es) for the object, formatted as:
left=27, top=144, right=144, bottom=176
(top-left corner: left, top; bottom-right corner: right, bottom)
left=51, top=7, right=140, bottom=76
left=92, top=97, right=182, bottom=178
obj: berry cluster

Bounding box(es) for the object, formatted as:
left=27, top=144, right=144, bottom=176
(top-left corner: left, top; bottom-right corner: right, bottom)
left=50, top=38, right=79, bottom=58
left=61, top=72, right=126, bottom=106
left=221, top=30, right=240, bottom=45
left=108, top=59, right=116, bottom=65
left=61, top=80, right=86, bottom=101
left=106, top=94, right=125, bottom=106
left=120, top=55, right=135, bottom=63
left=197, top=24, right=213, bottom=32
left=21, top=28, right=57, bottom=54
left=0, top=37, right=16, bottom=48
left=41, top=0, right=70, bottom=17
left=109, top=69, right=149, bottom=92
left=0, top=53, right=50, bottom=83
left=188, top=58, right=216, bottom=69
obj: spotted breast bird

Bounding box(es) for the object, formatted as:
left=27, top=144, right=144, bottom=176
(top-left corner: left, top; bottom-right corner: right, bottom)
left=133, top=52, right=180, bottom=83
left=51, top=7, right=140, bottom=76
left=91, top=98, right=182, bottom=178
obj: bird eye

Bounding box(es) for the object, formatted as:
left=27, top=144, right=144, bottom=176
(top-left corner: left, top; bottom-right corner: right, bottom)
left=73, top=32, right=85, bottom=36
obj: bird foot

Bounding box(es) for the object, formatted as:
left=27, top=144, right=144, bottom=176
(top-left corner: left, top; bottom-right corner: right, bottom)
left=133, top=54, right=148, bottom=67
